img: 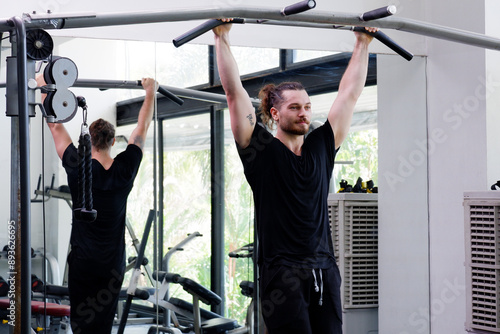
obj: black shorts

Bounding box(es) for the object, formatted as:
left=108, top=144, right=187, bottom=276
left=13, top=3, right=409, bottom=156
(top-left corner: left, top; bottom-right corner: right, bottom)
left=259, top=264, right=342, bottom=334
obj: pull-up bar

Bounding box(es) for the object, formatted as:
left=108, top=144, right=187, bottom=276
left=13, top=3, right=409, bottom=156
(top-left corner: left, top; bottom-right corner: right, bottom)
left=2, top=4, right=499, bottom=53
left=72, top=79, right=261, bottom=107
left=0, top=79, right=261, bottom=107
left=172, top=4, right=413, bottom=61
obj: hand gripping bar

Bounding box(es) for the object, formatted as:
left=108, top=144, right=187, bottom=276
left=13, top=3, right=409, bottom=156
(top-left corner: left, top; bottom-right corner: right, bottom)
left=355, top=5, right=413, bottom=61
left=137, top=80, right=184, bottom=105
left=352, top=26, right=413, bottom=61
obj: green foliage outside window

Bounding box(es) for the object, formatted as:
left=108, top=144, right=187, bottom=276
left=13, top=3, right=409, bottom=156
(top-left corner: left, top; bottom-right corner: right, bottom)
left=333, top=129, right=379, bottom=192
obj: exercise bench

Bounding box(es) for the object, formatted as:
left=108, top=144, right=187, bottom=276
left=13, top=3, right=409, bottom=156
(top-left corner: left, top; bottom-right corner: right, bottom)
left=0, top=298, right=70, bottom=334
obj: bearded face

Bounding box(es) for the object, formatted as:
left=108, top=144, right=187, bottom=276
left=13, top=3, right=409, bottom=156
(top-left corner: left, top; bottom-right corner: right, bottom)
left=272, top=90, right=312, bottom=136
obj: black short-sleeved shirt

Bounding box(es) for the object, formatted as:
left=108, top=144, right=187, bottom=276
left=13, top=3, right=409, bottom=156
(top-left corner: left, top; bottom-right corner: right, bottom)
left=237, top=121, right=337, bottom=268
left=62, top=143, right=143, bottom=269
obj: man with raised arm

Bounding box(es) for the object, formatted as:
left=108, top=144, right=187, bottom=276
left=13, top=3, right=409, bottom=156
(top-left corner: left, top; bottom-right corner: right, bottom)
left=44, top=77, right=157, bottom=334
left=213, top=21, right=377, bottom=334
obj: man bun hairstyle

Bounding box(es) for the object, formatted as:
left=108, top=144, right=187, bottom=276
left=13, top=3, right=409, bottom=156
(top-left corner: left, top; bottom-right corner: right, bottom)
left=258, top=81, right=305, bottom=129
left=89, top=118, right=115, bottom=151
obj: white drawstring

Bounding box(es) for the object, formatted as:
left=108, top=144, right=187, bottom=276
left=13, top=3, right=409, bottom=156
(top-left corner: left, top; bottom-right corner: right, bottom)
left=312, top=269, right=324, bottom=306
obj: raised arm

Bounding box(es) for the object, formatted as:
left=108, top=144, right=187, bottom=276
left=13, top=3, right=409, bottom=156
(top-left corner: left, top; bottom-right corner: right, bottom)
left=128, top=77, right=157, bottom=150
left=47, top=123, right=72, bottom=160
left=36, top=74, right=73, bottom=160
left=328, top=28, right=376, bottom=149
left=213, top=21, right=256, bottom=148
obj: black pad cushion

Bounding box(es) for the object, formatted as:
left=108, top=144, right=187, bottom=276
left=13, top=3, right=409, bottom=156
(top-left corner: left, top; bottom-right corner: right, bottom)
left=201, top=317, right=239, bottom=333
left=177, top=277, right=221, bottom=306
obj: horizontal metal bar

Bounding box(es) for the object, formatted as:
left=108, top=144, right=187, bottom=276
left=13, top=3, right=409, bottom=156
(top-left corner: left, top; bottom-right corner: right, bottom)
left=74, top=79, right=261, bottom=107
left=162, top=85, right=260, bottom=107
left=0, top=78, right=261, bottom=107
left=377, top=16, right=500, bottom=51
left=1, top=7, right=499, bottom=51
left=247, top=16, right=500, bottom=51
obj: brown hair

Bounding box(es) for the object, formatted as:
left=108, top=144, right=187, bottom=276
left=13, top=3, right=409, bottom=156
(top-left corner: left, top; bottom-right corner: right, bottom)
left=258, top=82, right=305, bottom=129
left=89, top=118, right=115, bottom=151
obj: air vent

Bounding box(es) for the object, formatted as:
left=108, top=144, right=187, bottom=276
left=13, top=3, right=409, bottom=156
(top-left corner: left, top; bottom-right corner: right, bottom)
left=464, top=192, right=500, bottom=333
left=328, top=193, right=378, bottom=309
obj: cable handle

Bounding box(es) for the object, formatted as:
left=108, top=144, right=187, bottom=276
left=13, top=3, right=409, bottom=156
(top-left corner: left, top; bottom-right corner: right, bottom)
left=353, top=27, right=414, bottom=61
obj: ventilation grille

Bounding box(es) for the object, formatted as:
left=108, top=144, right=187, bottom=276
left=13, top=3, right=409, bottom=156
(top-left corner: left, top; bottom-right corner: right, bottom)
left=328, top=194, right=378, bottom=309
left=465, top=194, right=500, bottom=333
left=328, top=201, right=340, bottom=263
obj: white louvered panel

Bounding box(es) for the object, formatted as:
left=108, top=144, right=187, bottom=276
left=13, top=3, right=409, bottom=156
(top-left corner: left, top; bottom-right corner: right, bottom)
left=464, top=192, right=500, bottom=333
left=328, top=193, right=378, bottom=310
left=328, top=201, right=340, bottom=264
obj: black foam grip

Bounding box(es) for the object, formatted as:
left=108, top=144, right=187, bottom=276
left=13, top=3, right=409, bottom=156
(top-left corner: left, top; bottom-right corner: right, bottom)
left=173, top=18, right=245, bottom=48
left=177, top=277, right=222, bottom=306
left=281, top=0, right=316, bottom=16
left=153, top=271, right=181, bottom=283
left=134, top=288, right=150, bottom=300
left=360, top=5, right=396, bottom=22
left=354, top=27, right=413, bottom=61
left=45, top=284, right=69, bottom=296
left=158, top=86, right=184, bottom=106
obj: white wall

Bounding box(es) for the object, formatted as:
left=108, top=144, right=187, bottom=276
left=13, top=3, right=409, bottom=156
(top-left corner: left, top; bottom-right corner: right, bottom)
left=426, top=1, right=488, bottom=333
left=378, top=54, right=430, bottom=334
left=485, top=0, right=500, bottom=187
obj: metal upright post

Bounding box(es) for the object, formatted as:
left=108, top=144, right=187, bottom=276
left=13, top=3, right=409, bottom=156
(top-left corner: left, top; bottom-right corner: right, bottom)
left=210, top=105, right=224, bottom=315
left=7, top=17, right=32, bottom=334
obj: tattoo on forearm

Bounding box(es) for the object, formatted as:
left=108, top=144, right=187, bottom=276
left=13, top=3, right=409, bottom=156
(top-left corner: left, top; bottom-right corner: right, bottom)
left=246, top=114, right=255, bottom=126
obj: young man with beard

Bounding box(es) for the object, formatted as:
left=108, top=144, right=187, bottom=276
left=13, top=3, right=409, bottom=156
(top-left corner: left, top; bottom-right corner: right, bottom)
left=213, top=21, right=377, bottom=334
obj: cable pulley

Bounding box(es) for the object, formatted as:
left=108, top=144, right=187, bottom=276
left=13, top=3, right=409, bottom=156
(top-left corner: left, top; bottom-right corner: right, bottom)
left=42, top=57, right=79, bottom=123
left=26, top=29, right=53, bottom=61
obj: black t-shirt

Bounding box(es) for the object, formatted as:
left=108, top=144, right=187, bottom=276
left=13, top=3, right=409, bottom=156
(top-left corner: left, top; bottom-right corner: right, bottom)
left=237, top=121, right=337, bottom=269
left=62, top=143, right=143, bottom=269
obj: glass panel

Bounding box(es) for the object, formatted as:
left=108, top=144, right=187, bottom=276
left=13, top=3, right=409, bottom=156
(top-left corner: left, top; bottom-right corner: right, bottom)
left=223, top=109, right=255, bottom=323
left=161, top=113, right=212, bottom=303
left=115, top=40, right=209, bottom=100
left=113, top=117, right=214, bottom=312
left=232, top=46, right=279, bottom=75
left=309, top=86, right=378, bottom=192
left=294, top=49, right=339, bottom=63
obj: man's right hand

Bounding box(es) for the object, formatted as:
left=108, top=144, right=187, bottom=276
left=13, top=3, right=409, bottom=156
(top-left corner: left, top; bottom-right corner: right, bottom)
left=141, top=77, right=158, bottom=95
left=213, top=19, right=233, bottom=37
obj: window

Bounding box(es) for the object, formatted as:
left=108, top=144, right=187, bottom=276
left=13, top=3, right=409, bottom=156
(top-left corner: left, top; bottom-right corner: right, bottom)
left=309, top=86, right=378, bottom=192
left=232, top=46, right=279, bottom=75
left=115, top=40, right=209, bottom=100
left=223, top=109, right=255, bottom=322
left=294, top=49, right=339, bottom=63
